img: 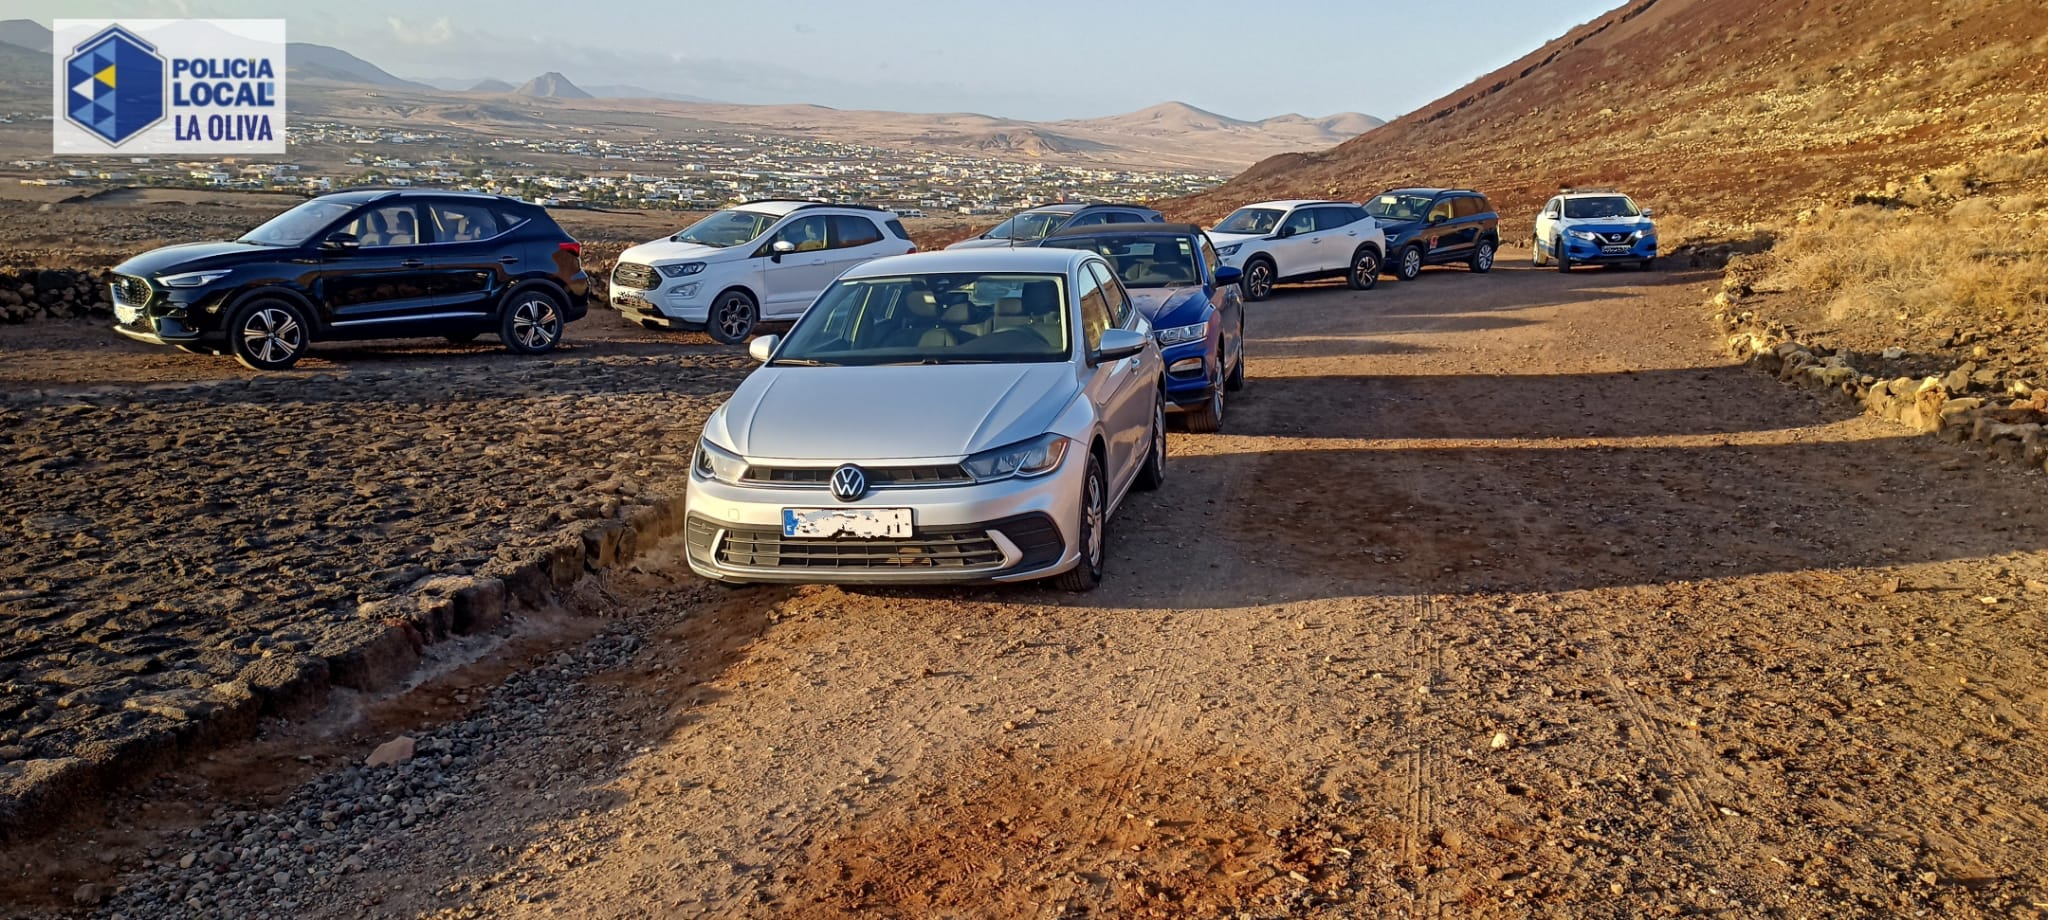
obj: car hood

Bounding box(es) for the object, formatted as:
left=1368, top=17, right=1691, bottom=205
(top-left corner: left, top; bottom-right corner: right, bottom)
left=619, top=239, right=738, bottom=265
left=1561, top=218, right=1655, bottom=234
left=1127, top=287, right=1210, bottom=328
left=1205, top=230, right=1266, bottom=248
left=708, top=363, right=1079, bottom=460
left=114, top=240, right=281, bottom=277
left=1376, top=219, right=1419, bottom=239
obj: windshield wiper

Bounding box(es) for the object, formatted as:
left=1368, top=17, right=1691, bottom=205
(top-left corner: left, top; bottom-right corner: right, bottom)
left=770, top=358, right=839, bottom=367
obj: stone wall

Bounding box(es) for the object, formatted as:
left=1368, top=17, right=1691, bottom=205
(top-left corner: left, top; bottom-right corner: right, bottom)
left=0, top=270, right=116, bottom=324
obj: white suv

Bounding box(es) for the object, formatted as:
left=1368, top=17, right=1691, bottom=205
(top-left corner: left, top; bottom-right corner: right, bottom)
left=612, top=201, right=916, bottom=342
left=1206, top=200, right=1386, bottom=300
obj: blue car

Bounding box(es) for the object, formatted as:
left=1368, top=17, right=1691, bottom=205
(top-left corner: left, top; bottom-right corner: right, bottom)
left=1041, top=223, right=1245, bottom=432
left=1533, top=189, right=1658, bottom=271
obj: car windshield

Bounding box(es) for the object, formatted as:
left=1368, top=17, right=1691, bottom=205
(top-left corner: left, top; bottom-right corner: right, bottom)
left=1563, top=196, right=1642, bottom=219
left=237, top=199, right=359, bottom=246
left=773, top=272, right=1071, bottom=366
left=1043, top=235, right=1200, bottom=288
left=1213, top=207, right=1283, bottom=235
left=672, top=209, right=778, bottom=247
left=1365, top=194, right=1436, bottom=221
left=982, top=211, right=1070, bottom=241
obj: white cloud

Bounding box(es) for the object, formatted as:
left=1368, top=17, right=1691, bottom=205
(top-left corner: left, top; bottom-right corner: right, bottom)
left=385, top=16, right=453, bottom=46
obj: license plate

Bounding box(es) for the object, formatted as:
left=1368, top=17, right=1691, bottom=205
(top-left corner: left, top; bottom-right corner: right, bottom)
left=113, top=303, right=140, bottom=325
left=1602, top=245, right=1631, bottom=254
left=613, top=293, right=652, bottom=311
left=782, top=507, right=913, bottom=539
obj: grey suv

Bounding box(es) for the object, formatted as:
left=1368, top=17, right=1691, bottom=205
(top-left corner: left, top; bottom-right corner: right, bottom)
left=947, top=203, right=1165, bottom=250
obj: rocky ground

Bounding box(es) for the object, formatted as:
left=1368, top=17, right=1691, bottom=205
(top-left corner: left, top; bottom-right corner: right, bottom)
left=0, top=309, right=750, bottom=835
left=4, top=250, right=2045, bottom=918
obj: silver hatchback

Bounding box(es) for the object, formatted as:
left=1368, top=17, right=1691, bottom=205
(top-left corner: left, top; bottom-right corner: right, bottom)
left=684, top=248, right=1166, bottom=591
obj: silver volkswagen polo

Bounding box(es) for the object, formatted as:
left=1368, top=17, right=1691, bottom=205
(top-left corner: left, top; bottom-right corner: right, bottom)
left=684, top=248, right=1166, bottom=591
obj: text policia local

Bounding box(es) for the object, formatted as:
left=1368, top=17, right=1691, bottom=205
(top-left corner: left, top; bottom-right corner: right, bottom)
left=170, top=57, right=278, bottom=142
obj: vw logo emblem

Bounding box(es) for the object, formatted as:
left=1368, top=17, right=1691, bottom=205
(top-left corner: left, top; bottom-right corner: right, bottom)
left=829, top=464, right=867, bottom=502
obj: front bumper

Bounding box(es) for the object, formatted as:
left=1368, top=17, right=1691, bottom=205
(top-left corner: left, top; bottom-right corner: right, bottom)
left=1562, top=235, right=1657, bottom=264
left=109, top=277, right=218, bottom=346
left=1160, top=342, right=1214, bottom=411
left=610, top=283, right=709, bottom=326
left=682, top=457, right=1084, bottom=584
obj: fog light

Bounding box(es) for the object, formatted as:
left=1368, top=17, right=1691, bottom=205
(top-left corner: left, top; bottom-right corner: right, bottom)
left=1168, top=358, right=1204, bottom=375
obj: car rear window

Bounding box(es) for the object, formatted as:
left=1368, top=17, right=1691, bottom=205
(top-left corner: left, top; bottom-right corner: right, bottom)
left=884, top=218, right=910, bottom=240
left=831, top=214, right=884, bottom=249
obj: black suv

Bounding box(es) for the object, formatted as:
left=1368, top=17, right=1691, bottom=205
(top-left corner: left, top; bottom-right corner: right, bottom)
left=946, top=202, right=1165, bottom=249
left=110, top=189, right=589, bottom=370
left=1366, top=188, right=1501, bottom=281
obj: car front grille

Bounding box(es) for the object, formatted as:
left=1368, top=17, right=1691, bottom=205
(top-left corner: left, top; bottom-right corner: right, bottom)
left=612, top=262, right=658, bottom=290
left=1599, top=232, right=1634, bottom=244
left=741, top=464, right=972, bottom=488
left=112, top=275, right=152, bottom=307
left=688, top=512, right=1063, bottom=573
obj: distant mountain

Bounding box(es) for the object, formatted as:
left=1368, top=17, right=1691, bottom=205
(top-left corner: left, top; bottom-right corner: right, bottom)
left=1094, top=101, right=1257, bottom=133
left=469, top=78, right=517, bottom=94
left=0, top=19, right=50, bottom=53
left=583, top=84, right=719, bottom=103
left=0, top=38, right=41, bottom=87
left=514, top=72, right=590, bottom=99
left=288, top=42, right=433, bottom=90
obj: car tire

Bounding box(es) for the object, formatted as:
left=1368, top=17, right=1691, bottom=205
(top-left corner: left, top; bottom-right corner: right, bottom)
left=1053, top=452, right=1108, bottom=592
left=1133, top=393, right=1166, bottom=492
left=1347, top=246, right=1381, bottom=290
left=1533, top=239, right=1549, bottom=267
left=1470, top=239, right=1497, bottom=273
left=1225, top=322, right=1247, bottom=392
left=707, top=288, right=759, bottom=344
left=1183, top=365, right=1224, bottom=433
left=1556, top=238, right=1573, bottom=273
left=501, top=288, right=565, bottom=355
left=227, top=298, right=310, bottom=371
left=1394, top=244, right=1425, bottom=281
left=444, top=332, right=480, bottom=344
left=1241, top=257, right=1276, bottom=301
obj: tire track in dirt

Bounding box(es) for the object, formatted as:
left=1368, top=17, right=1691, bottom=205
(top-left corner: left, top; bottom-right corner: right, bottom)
left=1400, top=593, right=1450, bottom=918
left=1594, top=633, right=1736, bottom=867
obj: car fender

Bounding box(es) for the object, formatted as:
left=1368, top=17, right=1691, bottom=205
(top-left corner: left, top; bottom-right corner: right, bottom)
left=221, top=284, right=322, bottom=337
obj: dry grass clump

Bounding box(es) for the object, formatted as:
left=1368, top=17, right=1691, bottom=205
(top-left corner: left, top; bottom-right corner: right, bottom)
left=1767, top=197, right=2048, bottom=324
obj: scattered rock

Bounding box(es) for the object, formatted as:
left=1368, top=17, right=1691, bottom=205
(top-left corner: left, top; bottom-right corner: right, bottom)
left=1491, top=731, right=1512, bottom=751
left=365, top=736, right=417, bottom=768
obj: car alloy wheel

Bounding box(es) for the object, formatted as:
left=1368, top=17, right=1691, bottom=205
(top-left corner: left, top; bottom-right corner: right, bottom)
left=1244, top=260, right=1274, bottom=301
left=1055, top=454, right=1108, bottom=591
left=1349, top=248, right=1381, bottom=290
left=232, top=301, right=306, bottom=370
left=709, top=290, right=758, bottom=344
left=1400, top=246, right=1423, bottom=280
left=508, top=296, right=562, bottom=352
left=1472, top=241, right=1496, bottom=273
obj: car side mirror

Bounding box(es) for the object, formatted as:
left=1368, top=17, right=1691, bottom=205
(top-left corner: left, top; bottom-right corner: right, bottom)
left=1274, top=226, right=1295, bottom=239
left=748, top=334, right=780, bottom=362
left=1428, top=214, right=1446, bottom=225
left=1214, top=265, right=1242, bottom=285
left=1641, top=208, right=1655, bottom=218
left=770, top=239, right=795, bottom=262
left=322, top=231, right=360, bottom=251
left=1093, top=328, right=1147, bottom=364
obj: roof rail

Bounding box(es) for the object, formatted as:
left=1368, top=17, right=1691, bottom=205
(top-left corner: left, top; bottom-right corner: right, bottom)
left=738, top=198, right=895, bottom=213
left=1560, top=186, right=1623, bottom=195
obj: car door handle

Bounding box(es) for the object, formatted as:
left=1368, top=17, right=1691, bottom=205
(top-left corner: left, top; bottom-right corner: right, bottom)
left=399, top=259, right=425, bottom=268
left=496, top=255, right=519, bottom=264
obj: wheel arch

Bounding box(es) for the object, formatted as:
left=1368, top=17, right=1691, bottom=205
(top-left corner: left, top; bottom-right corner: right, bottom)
left=498, top=276, right=571, bottom=314
left=220, top=285, right=321, bottom=339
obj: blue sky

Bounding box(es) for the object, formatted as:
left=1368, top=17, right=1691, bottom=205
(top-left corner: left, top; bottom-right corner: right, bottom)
left=17, top=1, right=1625, bottom=121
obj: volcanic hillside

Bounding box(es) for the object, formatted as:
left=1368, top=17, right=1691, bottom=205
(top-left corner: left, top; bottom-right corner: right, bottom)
left=1177, top=0, right=2048, bottom=234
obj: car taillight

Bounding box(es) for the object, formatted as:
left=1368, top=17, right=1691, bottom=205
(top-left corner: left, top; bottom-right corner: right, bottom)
left=558, top=241, right=582, bottom=257
left=905, top=246, right=918, bottom=254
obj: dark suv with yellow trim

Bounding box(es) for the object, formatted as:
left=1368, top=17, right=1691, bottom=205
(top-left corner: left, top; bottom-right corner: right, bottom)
left=109, top=189, right=589, bottom=370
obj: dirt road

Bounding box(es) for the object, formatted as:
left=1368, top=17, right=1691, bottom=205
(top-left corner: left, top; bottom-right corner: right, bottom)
left=19, top=253, right=2048, bottom=918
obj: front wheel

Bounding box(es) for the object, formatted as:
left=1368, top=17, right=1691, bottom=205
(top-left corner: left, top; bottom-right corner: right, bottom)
left=501, top=289, right=565, bottom=355
left=1347, top=246, right=1381, bottom=290
left=1241, top=258, right=1275, bottom=301
left=1133, top=394, right=1166, bottom=491
left=1053, top=453, right=1108, bottom=592
left=1225, top=321, right=1247, bottom=392
left=227, top=298, right=310, bottom=371
left=1556, top=238, right=1573, bottom=273
left=707, top=289, right=759, bottom=344
left=1469, top=240, right=1497, bottom=273
left=1394, top=245, right=1425, bottom=281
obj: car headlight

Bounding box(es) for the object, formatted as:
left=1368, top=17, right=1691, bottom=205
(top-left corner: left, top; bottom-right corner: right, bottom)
left=1568, top=230, right=1603, bottom=242
left=692, top=439, right=747, bottom=484
left=1215, top=243, right=1240, bottom=257
left=1155, top=321, right=1208, bottom=347
left=659, top=262, right=707, bottom=277
left=156, top=270, right=230, bottom=288
left=961, top=433, right=1070, bottom=482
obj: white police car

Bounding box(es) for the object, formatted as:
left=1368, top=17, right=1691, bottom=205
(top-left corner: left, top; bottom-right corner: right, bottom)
left=1533, top=189, right=1657, bottom=271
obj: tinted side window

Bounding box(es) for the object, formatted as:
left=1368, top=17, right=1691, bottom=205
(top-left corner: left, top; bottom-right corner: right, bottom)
left=428, top=200, right=500, bottom=242
left=884, top=218, right=910, bottom=240
left=1111, top=211, right=1146, bottom=224
left=494, top=204, right=534, bottom=231
left=830, top=214, right=884, bottom=249
left=1426, top=197, right=1455, bottom=222
left=1455, top=196, right=1492, bottom=218
left=771, top=215, right=831, bottom=252
left=341, top=203, right=421, bottom=248
left=1066, top=212, right=1113, bottom=228
left=1090, top=261, right=1134, bottom=328
left=1311, top=206, right=1356, bottom=232
left=1076, top=267, right=1111, bottom=353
